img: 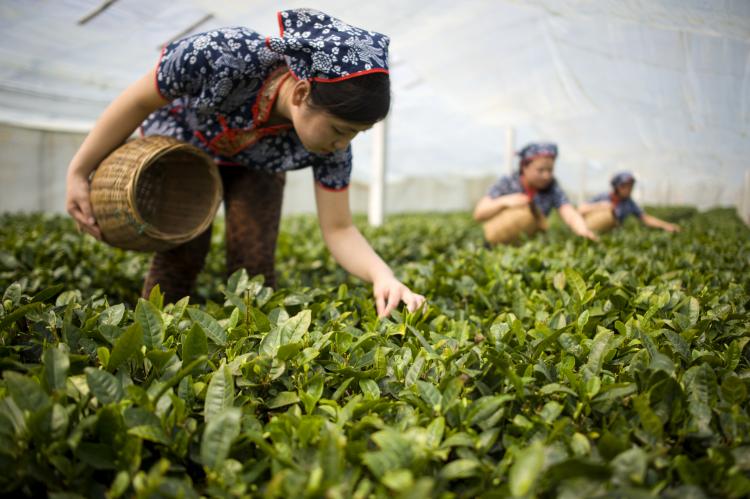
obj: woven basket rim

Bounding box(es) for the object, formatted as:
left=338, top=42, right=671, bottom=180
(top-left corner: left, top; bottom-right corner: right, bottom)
left=125, top=140, right=220, bottom=241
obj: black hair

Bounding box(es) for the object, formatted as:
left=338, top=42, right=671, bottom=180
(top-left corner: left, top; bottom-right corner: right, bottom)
left=308, top=72, right=390, bottom=124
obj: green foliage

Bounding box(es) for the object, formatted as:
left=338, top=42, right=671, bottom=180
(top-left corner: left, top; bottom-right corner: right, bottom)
left=0, top=208, right=749, bottom=497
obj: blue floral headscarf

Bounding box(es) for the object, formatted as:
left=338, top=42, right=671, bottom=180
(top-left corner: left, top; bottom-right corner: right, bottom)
left=611, top=171, right=636, bottom=188
left=518, top=142, right=558, bottom=171
left=266, top=9, right=390, bottom=82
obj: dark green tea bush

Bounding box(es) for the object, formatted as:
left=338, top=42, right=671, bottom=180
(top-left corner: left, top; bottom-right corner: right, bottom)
left=0, top=208, right=748, bottom=498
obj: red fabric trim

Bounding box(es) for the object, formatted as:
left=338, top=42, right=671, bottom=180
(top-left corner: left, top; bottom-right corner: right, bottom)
left=316, top=181, right=349, bottom=192
left=261, top=124, right=292, bottom=133
left=202, top=116, right=292, bottom=157
left=199, top=67, right=292, bottom=156
left=187, top=60, right=294, bottom=158
left=272, top=11, right=388, bottom=83
left=197, top=67, right=294, bottom=157
left=252, top=66, right=290, bottom=123
left=154, top=45, right=169, bottom=101
left=267, top=74, right=289, bottom=120
left=288, top=67, right=389, bottom=83
left=265, top=36, right=271, bottom=49
left=277, top=11, right=284, bottom=36
left=610, top=192, right=621, bottom=208
left=520, top=152, right=556, bottom=169
left=193, top=130, right=210, bottom=147
left=519, top=175, right=537, bottom=199
left=311, top=68, right=390, bottom=83
left=529, top=152, right=556, bottom=160
left=217, top=114, right=230, bottom=131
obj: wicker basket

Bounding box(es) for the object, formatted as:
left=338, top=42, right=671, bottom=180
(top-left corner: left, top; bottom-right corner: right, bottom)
left=90, top=136, right=223, bottom=252
left=584, top=206, right=617, bottom=233
left=483, top=205, right=545, bottom=245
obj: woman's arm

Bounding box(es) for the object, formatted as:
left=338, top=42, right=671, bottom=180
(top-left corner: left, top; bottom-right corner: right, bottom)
left=577, top=200, right=611, bottom=216
left=473, top=193, right=530, bottom=222
left=314, top=183, right=425, bottom=317
left=66, top=68, right=169, bottom=238
left=559, top=203, right=598, bottom=240
left=641, top=213, right=681, bottom=232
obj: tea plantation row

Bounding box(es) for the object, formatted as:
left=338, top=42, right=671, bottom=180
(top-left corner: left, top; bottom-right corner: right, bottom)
left=0, top=208, right=748, bottom=498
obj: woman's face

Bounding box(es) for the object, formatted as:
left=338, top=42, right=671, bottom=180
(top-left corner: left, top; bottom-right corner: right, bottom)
left=523, top=156, right=555, bottom=190
left=288, top=80, right=371, bottom=154
left=615, top=182, right=634, bottom=198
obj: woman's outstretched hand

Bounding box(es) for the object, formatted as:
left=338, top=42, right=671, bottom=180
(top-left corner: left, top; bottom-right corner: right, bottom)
left=578, top=227, right=599, bottom=241
left=373, top=273, right=426, bottom=318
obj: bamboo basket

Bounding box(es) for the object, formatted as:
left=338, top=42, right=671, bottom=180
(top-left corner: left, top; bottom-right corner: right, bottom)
left=90, top=136, right=223, bottom=252
left=584, top=206, right=617, bottom=233
left=483, top=205, right=545, bottom=245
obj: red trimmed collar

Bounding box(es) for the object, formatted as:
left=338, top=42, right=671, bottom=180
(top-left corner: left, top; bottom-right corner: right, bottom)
left=520, top=175, right=537, bottom=199
left=252, top=65, right=294, bottom=128
left=610, top=192, right=621, bottom=207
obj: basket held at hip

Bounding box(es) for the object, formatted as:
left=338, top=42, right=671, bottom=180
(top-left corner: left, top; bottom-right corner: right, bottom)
left=90, top=136, right=223, bottom=252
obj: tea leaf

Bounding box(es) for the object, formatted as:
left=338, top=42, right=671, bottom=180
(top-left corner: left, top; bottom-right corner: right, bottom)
left=187, top=308, right=226, bottom=346
left=204, top=363, right=234, bottom=421
left=200, top=408, right=241, bottom=470
left=135, top=298, right=164, bottom=350
left=107, top=323, right=143, bottom=372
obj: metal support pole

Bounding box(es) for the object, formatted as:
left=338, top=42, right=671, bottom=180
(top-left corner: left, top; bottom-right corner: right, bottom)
left=368, top=119, right=387, bottom=227
left=78, top=0, right=119, bottom=25
left=579, top=162, right=587, bottom=205
left=742, top=169, right=750, bottom=226
left=505, top=127, right=516, bottom=174
left=633, top=169, right=643, bottom=204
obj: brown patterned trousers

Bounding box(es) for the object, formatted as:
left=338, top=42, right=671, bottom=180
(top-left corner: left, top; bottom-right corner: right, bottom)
left=141, top=167, right=286, bottom=303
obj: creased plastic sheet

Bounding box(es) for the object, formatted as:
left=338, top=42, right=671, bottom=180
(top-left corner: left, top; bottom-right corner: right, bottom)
left=0, top=0, right=748, bottom=212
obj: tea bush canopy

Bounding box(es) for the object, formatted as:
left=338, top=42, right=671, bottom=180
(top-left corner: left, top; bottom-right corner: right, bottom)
left=1, top=209, right=750, bottom=496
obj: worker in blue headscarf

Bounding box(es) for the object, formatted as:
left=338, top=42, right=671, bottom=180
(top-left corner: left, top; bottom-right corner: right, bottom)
left=578, top=172, right=680, bottom=232
left=474, top=142, right=596, bottom=244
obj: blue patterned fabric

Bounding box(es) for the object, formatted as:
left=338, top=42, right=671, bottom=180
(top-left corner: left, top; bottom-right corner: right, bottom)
left=611, top=171, right=635, bottom=188
left=487, top=172, right=570, bottom=216
left=591, top=192, right=643, bottom=222
left=267, top=9, right=389, bottom=81
left=518, top=142, right=558, bottom=165
left=140, top=22, right=357, bottom=190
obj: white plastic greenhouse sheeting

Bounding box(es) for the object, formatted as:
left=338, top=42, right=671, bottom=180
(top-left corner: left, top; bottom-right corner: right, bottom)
left=1, top=0, right=748, bottom=215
